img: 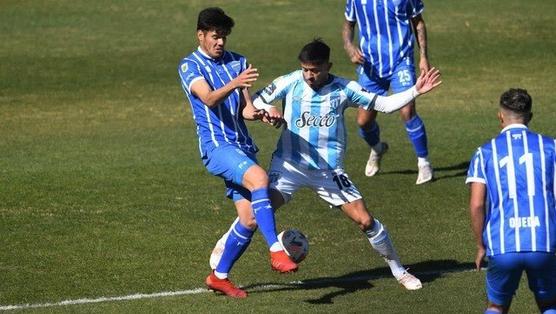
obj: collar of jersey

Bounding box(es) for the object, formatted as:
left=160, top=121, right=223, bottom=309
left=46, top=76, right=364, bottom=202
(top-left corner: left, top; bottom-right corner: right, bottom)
left=501, top=123, right=528, bottom=133
left=197, top=46, right=222, bottom=62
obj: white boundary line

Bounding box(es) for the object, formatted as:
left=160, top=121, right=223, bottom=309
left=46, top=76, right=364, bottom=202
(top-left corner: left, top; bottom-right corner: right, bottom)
left=0, top=266, right=481, bottom=311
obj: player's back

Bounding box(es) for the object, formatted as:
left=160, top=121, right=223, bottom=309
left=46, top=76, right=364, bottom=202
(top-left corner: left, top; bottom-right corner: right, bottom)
left=478, top=125, right=556, bottom=254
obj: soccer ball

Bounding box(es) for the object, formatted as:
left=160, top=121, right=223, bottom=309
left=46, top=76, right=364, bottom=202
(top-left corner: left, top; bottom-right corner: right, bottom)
left=278, top=229, right=309, bottom=263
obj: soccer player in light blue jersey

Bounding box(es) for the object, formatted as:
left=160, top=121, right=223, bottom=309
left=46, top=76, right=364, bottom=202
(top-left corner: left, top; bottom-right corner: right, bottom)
left=177, top=7, right=296, bottom=298
left=343, top=0, right=434, bottom=184
left=466, top=88, right=556, bottom=314
left=210, top=39, right=442, bottom=291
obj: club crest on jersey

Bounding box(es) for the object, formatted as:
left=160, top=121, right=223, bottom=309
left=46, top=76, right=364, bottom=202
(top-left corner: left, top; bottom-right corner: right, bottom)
left=181, top=63, right=188, bottom=73
left=295, top=111, right=336, bottom=128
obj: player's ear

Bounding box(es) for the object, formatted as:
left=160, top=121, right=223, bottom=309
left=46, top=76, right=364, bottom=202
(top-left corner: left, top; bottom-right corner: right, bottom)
left=526, top=112, right=533, bottom=124
left=497, top=110, right=504, bottom=125
left=197, top=30, right=205, bottom=42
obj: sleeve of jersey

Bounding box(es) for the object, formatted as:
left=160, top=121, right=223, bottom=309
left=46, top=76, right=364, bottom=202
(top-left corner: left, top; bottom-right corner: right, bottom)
left=347, top=81, right=418, bottom=114
left=344, top=0, right=356, bottom=21
left=465, top=149, right=486, bottom=185
left=178, top=59, right=204, bottom=94
left=252, top=75, right=289, bottom=110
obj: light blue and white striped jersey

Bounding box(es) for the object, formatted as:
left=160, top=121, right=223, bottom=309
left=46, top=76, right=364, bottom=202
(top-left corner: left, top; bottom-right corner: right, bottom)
left=178, top=47, right=257, bottom=158
left=345, top=0, right=424, bottom=78
left=466, top=124, right=556, bottom=256
left=254, top=70, right=377, bottom=170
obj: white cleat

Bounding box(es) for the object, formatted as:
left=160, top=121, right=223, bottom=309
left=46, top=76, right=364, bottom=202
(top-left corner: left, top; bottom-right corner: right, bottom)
left=209, top=233, right=228, bottom=270
left=416, top=163, right=433, bottom=185
left=397, top=271, right=422, bottom=290
left=365, top=142, right=389, bottom=177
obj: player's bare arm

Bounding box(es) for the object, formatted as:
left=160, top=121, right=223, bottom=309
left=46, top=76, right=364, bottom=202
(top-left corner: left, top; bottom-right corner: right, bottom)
left=469, top=182, right=486, bottom=270
left=190, top=64, right=259, bottom=108
left=240, top=88, right=266, bottom=121
left=411, top=14, right=429, bottom=73
left=342, top=20, right=365, bottom=65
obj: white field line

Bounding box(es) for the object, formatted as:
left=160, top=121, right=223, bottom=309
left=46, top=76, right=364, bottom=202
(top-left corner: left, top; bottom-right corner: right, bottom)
left=0, top=266, right=483, bottom=311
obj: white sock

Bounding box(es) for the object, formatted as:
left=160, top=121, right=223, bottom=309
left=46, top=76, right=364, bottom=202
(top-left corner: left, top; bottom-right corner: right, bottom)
left=270, top=242, right=282, bottom=252
left=417, top=157, right=430, bottom=167
left=365, top=219, right=406, bottom=279
left=214, top=271, right=228, bottom=279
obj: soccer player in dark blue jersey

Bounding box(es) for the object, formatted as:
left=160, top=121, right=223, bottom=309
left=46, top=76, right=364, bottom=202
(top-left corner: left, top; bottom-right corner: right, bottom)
left=177, top=7, right=296, bottom=298
left=342, top=0, right=434, bottom=184
left=466, top=88, right=556, bottom=314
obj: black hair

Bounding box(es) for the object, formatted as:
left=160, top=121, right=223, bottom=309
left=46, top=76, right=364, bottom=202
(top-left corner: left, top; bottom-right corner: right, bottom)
left=197, top=7, right=234, bottom=34
left=298, top=38, right=330, bottom=65
left=500, top=88, right=532, bottom=115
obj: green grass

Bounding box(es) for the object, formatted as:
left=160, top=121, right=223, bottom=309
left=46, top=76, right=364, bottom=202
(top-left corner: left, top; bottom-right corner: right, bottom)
left=1, top=0, right=555, bottom=312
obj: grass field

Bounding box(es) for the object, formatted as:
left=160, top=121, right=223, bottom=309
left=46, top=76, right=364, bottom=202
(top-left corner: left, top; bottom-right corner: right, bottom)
left=1, top=0, right=555, bottom=312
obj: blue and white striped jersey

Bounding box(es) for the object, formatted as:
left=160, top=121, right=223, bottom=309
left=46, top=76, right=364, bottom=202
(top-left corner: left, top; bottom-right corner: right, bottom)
left=345, top=0, right=424, bottom=78
left=178, top=47, right=257, bottom=158
left=254, top=70, right=377, bottom=170
left=466, top=124, right=556, bottom=256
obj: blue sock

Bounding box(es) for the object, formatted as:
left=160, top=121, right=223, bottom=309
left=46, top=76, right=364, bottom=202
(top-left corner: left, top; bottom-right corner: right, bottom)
left=215, top=221, right=254, bottom=274
left=251, top=188, right=279, bottom=248
left=358, top=122, right=380, bottom=148
left=405, top=115, right=428, bottom=158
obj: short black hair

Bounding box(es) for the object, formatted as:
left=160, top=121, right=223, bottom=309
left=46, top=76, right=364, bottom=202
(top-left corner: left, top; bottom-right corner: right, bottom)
left=197, top=7, right=234, bottom=34
left=298, top=38, right=330, bottom=65
left=500, top=88, right=532, bottom=115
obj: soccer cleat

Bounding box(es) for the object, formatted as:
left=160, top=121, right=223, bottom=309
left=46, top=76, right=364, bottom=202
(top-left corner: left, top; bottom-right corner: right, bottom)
left=205, top=271, right=247, bottom=298
left=365, top=142, right=389, bottom=177
left=416, top=163, right=433, bottom=185
left=209, top=235, right=227, bottom=270
left=397, top=271, right=422, bottom=290
left=270, top=250, right=298, bottom=273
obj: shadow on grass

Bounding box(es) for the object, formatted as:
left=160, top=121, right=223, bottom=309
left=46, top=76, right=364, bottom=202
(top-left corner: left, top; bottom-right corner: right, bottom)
left=243, top=259, right=475, bottom=304
left=380, top=161, right=469, bottom=181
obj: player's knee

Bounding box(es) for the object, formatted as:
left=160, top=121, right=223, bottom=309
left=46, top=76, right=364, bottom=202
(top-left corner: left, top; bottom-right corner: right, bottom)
left=356, top=113, right=374, bottom=128
left=243, top=165, right=269, bottom=190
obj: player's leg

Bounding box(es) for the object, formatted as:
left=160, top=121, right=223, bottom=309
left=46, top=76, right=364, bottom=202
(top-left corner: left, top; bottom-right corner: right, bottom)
left=204, top=145, right=296, bottom=273
left=523, top=252, right=556, bottom=313
left=314, top=169, right=421, bottom=290
left=484, top=253, right=524, bottom=313
left=357, top=65, right=389, bottom=177
left=206, top=198, right=255, bottom=298
left=391, top=61, right=432, bottom=184
left=340, top=199, right=422, bottom=290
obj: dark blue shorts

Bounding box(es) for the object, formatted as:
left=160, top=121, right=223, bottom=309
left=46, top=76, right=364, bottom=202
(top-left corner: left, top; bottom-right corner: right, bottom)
left=486, top=252, right=556, bottom=306
left=203, top=144, right=257, bottom=201
left=357, top=57, right=416, bottom=95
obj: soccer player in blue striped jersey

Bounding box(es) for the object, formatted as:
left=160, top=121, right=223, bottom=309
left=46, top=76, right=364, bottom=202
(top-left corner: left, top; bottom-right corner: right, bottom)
left=343, top=0, right=434, bottom=184
left=210, top=39, right=442, bottom=291
left=177, top=7, right=296, bottom=298
left=466, top=88, right=556, bottom=314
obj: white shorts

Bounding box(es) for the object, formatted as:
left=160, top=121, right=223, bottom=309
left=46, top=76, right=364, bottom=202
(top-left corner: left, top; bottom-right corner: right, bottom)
left=268, top=157, right=362, bottom=207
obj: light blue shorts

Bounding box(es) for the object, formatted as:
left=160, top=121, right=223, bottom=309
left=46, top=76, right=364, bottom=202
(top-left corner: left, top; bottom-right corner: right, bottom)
left=486, top=252, right=556, bottom=306
left=357, top=58, right=416, bottom=95
left=203, top=144, right=257, bottom=201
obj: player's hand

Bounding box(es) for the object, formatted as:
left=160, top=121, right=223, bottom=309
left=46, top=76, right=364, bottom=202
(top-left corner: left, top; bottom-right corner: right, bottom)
left=346, top=45, right=365, bottom=65
left=233, top=64, right=259, bottom=88
left=415, top=67, right=442, bottom=95
left=251, top=109, right=266, bottom=121
left=262, top=107, right=284, bottom=128
left=474, top=245, right=486, bottom=271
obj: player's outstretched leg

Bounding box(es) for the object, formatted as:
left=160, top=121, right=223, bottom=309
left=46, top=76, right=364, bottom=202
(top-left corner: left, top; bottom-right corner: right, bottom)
left=405, top=114, right=433, bottom=185
left=364, top=219, right=422, bottom=290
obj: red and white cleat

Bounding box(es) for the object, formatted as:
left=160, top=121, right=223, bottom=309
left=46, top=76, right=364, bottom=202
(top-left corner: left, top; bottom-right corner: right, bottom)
left=205, top=271, right=247, bottom=298
left=270, top=250, right=298, bottom=273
